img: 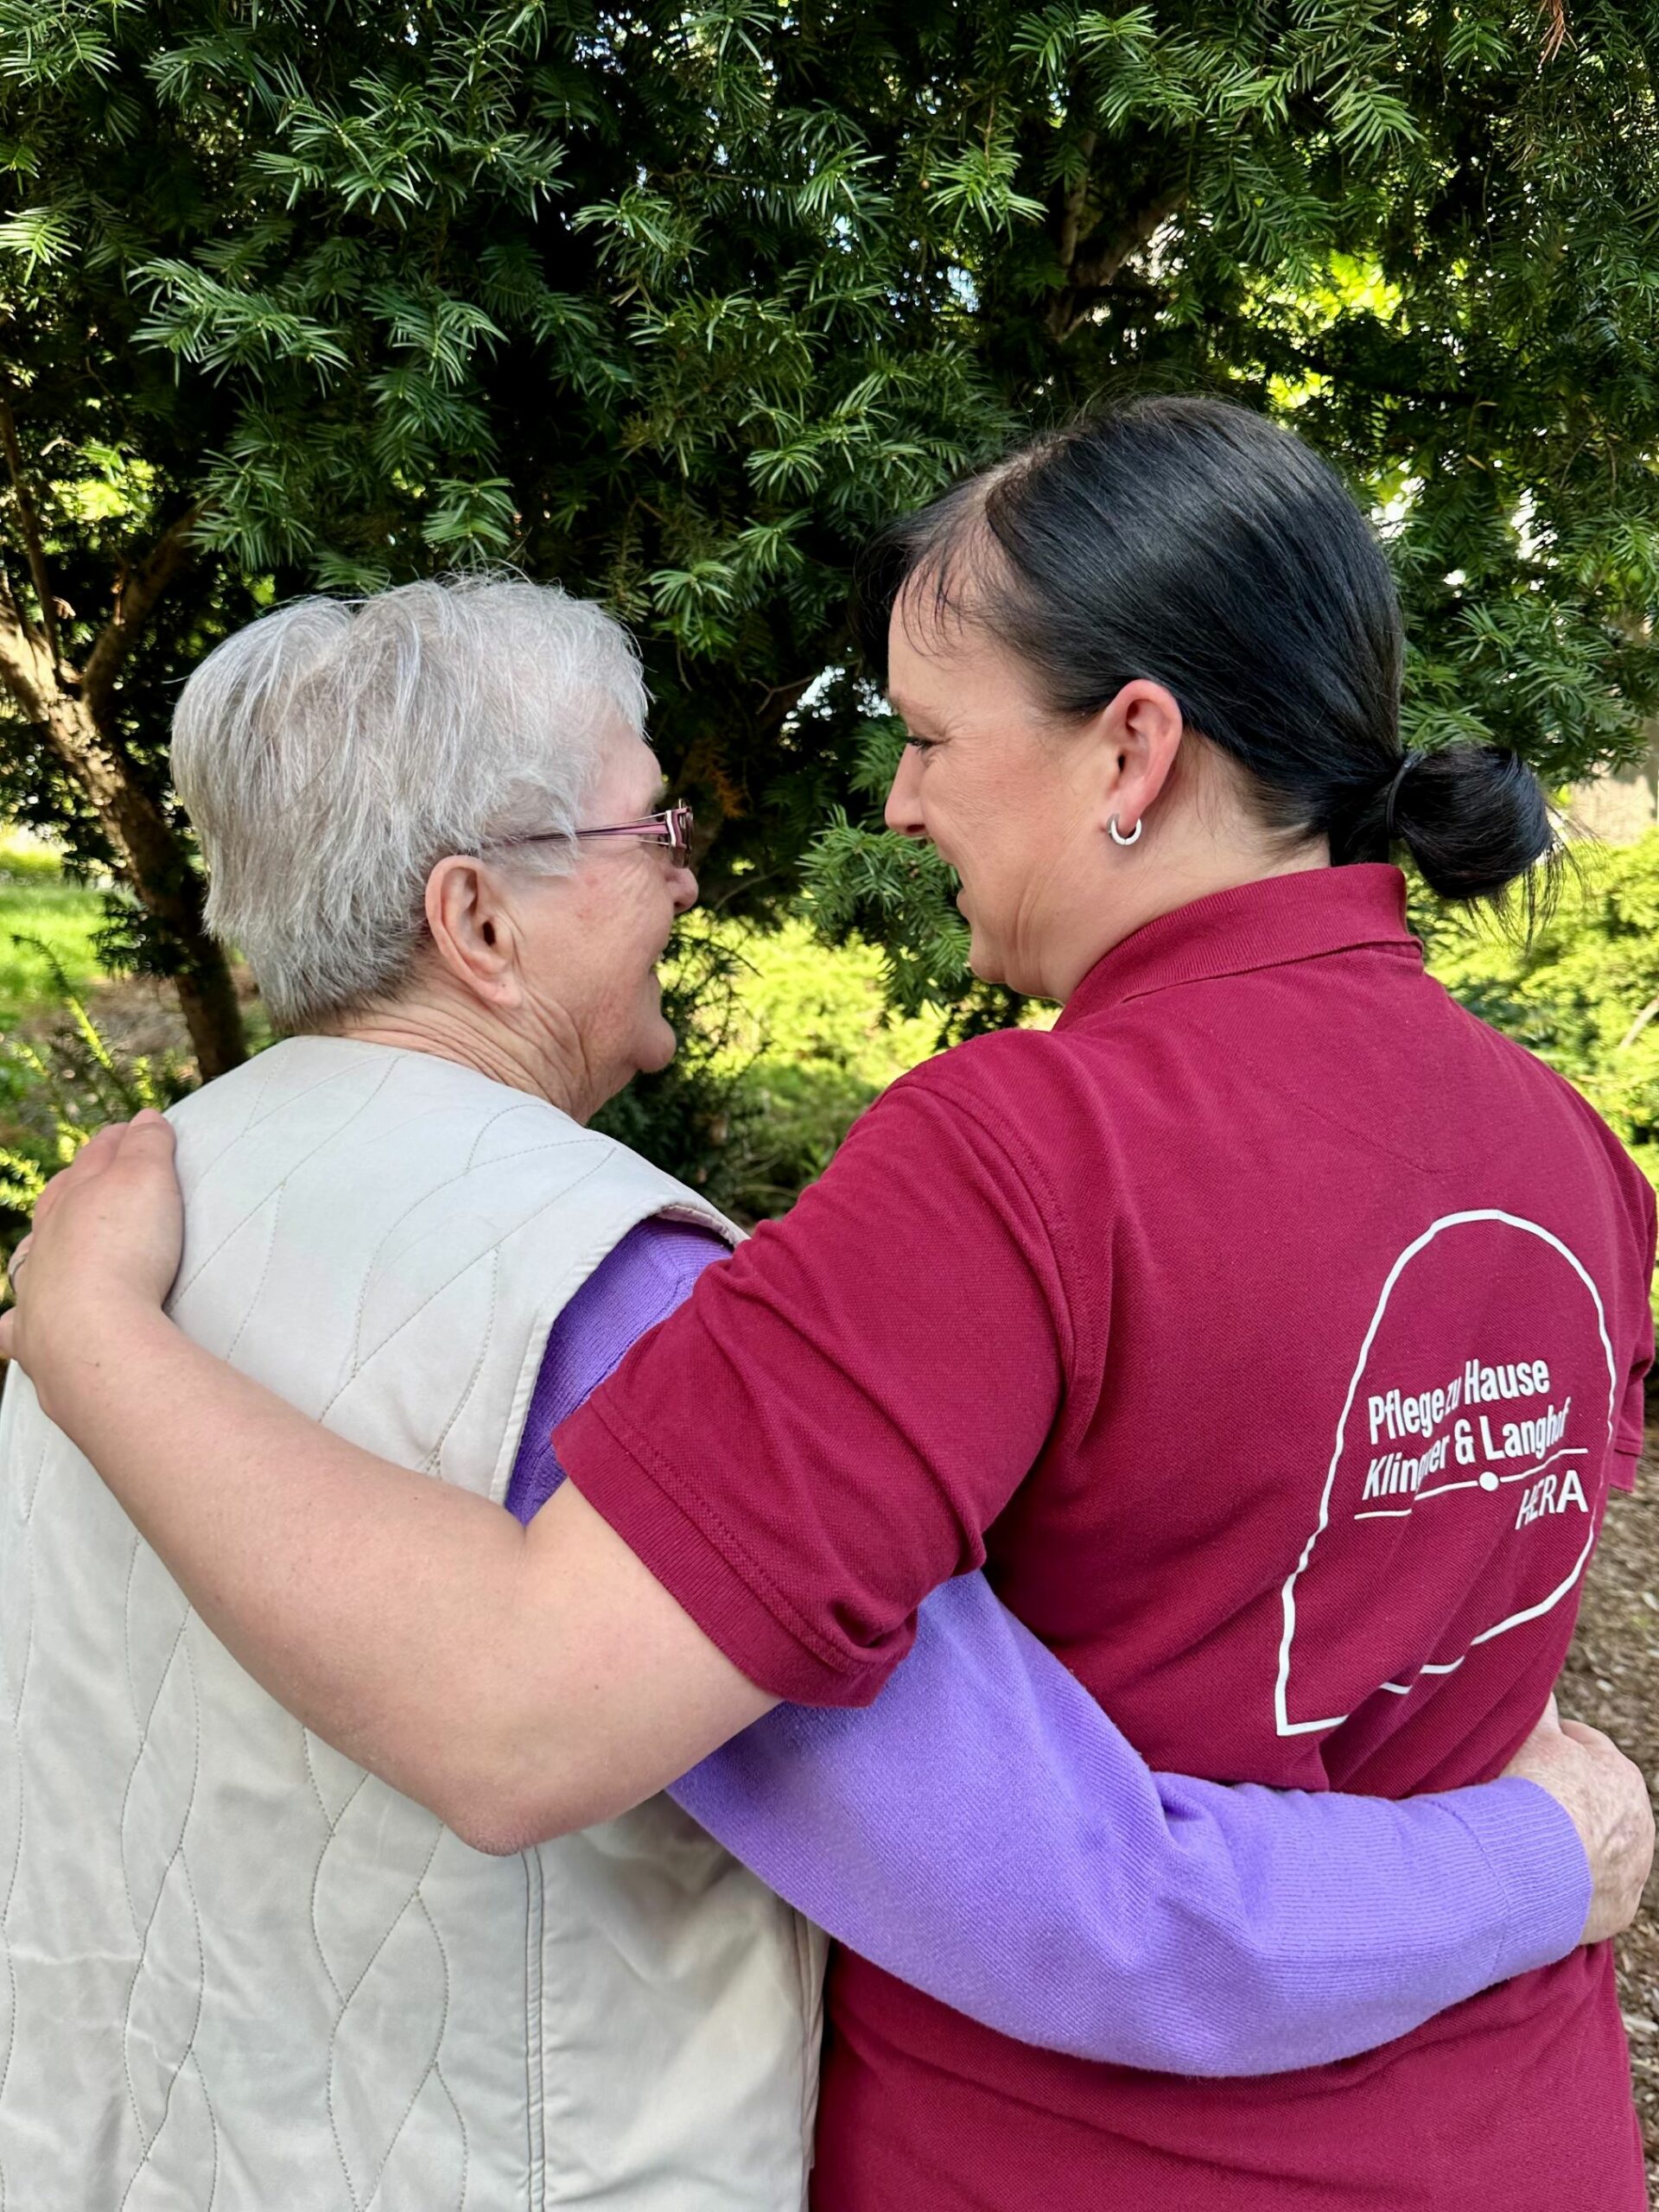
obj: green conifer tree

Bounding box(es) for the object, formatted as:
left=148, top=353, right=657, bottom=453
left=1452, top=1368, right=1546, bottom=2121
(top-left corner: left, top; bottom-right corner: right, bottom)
left=4, top=0, right=1658, bottom=1111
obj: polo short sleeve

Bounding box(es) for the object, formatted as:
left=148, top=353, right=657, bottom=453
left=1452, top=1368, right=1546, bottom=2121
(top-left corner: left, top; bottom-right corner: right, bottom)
left=555, top=1043, right=1079, bottom=1706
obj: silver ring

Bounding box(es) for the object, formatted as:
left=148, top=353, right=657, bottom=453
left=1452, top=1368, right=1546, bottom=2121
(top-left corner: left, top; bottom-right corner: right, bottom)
left=1109, top=815, right=1143, bottom=848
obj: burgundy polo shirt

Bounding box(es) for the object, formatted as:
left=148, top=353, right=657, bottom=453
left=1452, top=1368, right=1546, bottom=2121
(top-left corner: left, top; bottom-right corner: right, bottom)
left=557, top=865, right=1656, bottom=2210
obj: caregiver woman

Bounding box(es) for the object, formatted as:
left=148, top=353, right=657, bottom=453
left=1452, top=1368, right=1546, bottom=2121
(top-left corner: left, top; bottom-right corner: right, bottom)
left=7, top=399, right=1656, bottom=2209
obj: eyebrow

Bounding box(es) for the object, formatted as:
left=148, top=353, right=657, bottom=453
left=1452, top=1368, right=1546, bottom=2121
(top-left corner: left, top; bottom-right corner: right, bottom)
left=887, top=694, right=947, bottom=741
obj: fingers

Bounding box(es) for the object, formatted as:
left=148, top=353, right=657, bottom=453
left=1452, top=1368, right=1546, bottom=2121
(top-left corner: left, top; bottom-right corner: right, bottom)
left=11, top=1116, right=170, bottom=1284
left=79, top=1122, right=125, bottom=1166
left=1558, top=1717, right=1620, bottom=1754
left=29, top=1123, right=120, bottom=1235
left=29, top=1113, right=170, bottom=1230
left=1516, top=1694, right=1562, bottom=1747
left=85, top=1122, right=137, bottom=1179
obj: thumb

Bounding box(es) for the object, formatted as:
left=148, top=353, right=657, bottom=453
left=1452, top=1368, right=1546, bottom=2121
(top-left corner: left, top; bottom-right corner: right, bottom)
left=112, top=1109, right=177, bottom=1172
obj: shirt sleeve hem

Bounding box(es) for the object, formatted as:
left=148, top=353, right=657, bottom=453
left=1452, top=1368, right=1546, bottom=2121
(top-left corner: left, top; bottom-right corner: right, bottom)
left=557, top=1393, right=899, bottom=1708
left=1434, top=1774, right=1591, bottom=1982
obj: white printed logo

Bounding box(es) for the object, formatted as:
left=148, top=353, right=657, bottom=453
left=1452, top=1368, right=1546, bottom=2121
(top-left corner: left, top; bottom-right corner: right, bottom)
left=1274, top=1211, right=1618, bottom=1738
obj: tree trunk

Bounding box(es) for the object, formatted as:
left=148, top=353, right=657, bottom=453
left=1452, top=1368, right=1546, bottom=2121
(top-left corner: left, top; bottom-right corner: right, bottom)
left=0, top=404, right=249, bottom=1079
left=0, top=606, right=248, bottom=1079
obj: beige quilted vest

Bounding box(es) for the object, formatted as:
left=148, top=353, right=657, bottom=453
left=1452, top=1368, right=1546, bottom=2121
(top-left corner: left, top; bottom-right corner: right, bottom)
left=0, top=1036, right=824, bottom=2211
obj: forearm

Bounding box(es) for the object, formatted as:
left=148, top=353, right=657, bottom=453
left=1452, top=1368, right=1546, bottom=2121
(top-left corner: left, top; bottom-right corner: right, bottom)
left=672, top=1573, right=1591, bottom=2073
left=34, top=1308, right=764, bottom=1845
left=40, top=1310, right=537, bottom=1825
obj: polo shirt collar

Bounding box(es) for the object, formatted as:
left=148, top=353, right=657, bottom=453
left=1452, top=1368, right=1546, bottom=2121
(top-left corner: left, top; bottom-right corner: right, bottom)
left=1056, top=863, right=1421, bottom=1027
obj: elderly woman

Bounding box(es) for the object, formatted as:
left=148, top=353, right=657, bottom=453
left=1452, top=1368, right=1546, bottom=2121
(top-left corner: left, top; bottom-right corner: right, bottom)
left=0, top=550, right=1649, bottom=2209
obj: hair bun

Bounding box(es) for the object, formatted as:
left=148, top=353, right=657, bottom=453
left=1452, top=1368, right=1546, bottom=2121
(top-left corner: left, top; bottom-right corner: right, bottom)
left=1388, top=744, right=1553, bottom=901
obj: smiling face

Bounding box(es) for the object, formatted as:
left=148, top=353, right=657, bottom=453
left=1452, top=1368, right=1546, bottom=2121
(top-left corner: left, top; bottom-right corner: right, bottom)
left=882, top=592, right=1129, bottom=1000
left=502, top=717, right=697, bottom=1109
left=882, top=583, right=1332, bottom=1004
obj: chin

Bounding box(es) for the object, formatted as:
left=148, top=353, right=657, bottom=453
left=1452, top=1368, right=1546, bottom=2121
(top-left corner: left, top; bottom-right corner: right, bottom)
left=636, top=1014, right=678, bottom=1075
left=965, top=932, right=1002, bottom=988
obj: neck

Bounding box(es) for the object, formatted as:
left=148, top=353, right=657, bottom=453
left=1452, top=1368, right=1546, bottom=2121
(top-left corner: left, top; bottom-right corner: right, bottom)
left=330, top=996, right=594, bottom=1122
left=1051, top=835, right=1332, bottom=1002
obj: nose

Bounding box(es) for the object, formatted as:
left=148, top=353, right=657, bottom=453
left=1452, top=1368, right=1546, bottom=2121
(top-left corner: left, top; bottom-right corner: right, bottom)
left=671, top=859, right=699, bottom=916
left=884, top=747, right=928, bottom=841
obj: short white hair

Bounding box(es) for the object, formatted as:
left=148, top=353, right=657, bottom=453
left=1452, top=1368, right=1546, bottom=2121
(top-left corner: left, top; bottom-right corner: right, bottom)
left=171, top=575, right=646, bottom=1032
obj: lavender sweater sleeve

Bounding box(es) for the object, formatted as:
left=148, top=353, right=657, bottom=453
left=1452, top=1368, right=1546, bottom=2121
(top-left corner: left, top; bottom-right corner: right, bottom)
left=509, top=1220, right=1591, bottom=2077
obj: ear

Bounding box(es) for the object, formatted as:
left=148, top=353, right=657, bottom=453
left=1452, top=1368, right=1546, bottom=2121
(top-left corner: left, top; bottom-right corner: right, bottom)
left=423, top=855, right=523, bottom=1009
left=1087, top=680, right=1185, bottom=842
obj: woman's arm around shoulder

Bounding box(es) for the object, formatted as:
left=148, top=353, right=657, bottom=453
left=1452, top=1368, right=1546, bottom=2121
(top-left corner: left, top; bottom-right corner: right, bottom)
left=520, top=1216, right=1616, bottom=2077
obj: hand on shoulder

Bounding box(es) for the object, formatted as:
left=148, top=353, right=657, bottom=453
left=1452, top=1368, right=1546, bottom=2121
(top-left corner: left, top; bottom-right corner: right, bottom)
left=1, top=1109, right=184, bottom=1424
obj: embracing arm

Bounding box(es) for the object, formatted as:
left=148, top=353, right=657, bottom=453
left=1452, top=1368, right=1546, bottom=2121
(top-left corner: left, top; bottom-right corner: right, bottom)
left=1, top=1071, right=1074, bottom=1835
left=684, top=1578, right=1596, bottom=2073
left=524, top=1224, right=1600, bottom=2073
left=6, top=1123, right=1643, bottom=2082
left=33, top=1306, right=764, bottom=1845
left=40, top=1277, right=1600, bottom=2067
left=0, top=1135, right=763, bottom=1849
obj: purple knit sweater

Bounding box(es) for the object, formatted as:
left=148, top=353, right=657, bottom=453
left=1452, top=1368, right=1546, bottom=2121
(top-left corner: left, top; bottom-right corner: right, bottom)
left=505, top=1219, right=1588, bottom=2076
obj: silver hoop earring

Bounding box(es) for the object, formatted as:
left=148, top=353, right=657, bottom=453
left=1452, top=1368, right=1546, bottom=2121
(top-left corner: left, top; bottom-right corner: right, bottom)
left=1109, top=815, right=1142, bottom=848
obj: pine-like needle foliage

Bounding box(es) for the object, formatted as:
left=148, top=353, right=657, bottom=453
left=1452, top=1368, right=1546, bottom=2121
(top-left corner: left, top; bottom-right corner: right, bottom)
left=4, top=0, right=1659, bottom=1091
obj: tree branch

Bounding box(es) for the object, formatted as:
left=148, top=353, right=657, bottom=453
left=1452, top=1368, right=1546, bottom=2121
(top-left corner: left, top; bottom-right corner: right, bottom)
left=1046, top=180, right=1189, bottom=340
left=1050, top=126, right=1099, bottom=283
left=80, top=506, right=200, bottom=733
left=0, top=588, right=54, bottom=728
left=0, top=382, right=61, bottom=671
left=1282, top=345, right=1465, bottom=405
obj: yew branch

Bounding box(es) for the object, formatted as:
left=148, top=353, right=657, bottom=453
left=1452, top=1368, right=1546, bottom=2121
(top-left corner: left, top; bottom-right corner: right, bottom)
left=80, top=508, right=200, bottom=732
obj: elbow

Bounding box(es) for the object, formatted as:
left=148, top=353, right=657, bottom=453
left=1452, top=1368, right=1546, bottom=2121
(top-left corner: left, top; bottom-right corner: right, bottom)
left=436, top=1769, right=568, bottom=1857
left=446, top=1797, right=547, bottom=1858
left=404, top=1672, right=642, bottom=1854
left=435, top=1753, right=605, bottom=1857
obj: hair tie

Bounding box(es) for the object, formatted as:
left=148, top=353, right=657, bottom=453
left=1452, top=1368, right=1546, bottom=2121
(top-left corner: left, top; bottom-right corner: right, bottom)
left=1382, top=751, right=1421, bottom=843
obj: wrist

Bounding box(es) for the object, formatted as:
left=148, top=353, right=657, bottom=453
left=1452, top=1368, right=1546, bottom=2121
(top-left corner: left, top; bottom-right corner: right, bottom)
left=31, top=1298, right=178, bottom=1440
left=1433, top=1774, right=1591, bottom=1980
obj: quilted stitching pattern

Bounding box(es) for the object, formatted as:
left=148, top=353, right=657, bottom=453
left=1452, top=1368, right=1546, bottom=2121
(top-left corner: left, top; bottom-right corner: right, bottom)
left=118, top=1547, right=219, bottom=2206
left=0, top=1039, right=816, bottom=2210
left=0, top=1399, right=30, bottom=2212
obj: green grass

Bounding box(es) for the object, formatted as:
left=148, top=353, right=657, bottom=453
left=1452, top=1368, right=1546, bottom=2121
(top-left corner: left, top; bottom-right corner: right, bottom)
left=0, top=878, right=107, bottom=1029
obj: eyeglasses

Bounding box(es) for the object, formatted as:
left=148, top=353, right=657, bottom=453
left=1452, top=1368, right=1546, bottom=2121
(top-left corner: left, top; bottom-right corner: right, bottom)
left=579, top=801, right=695, bottom=866
left=492, top=802, right=696, bottom=867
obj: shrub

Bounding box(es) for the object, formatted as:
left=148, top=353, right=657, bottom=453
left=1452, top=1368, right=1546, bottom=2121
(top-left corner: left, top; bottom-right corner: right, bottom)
left=1421, top=834, right=1659, bottom=1203
left=0, top=944, right=194, bottom=1258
